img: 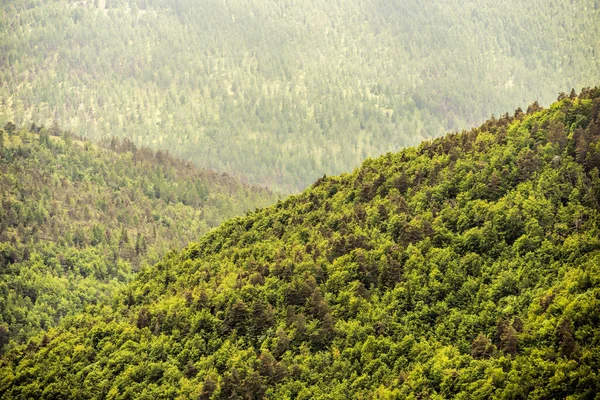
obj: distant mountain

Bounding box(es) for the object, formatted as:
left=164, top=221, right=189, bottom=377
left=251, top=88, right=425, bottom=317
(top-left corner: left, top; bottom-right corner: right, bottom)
left=2, top=89, right=599, bottom=398
left=1, top=0, right=599, bottom=191
left=0, top=123, right=276, bottom=347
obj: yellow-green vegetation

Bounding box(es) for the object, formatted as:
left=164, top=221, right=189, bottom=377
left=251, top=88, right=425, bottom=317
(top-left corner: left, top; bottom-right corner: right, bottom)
left=0, top=123, right=275, bottom=348
left=1, top=89, right=599, bottom=398
left=1, top=0, right=599, bottom=191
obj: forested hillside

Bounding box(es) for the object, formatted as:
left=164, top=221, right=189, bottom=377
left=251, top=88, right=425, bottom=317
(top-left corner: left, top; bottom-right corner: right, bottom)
left=2, top=89, right=599, bottom=398
left=1, top=0, right=599, bottom=191
left=0, top=123, right=275, bottom=349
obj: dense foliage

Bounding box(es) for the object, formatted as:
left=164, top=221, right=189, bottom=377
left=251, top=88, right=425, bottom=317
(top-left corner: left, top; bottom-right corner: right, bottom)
left=1, top=0, right=599, bottom=191
left=2, top=89, right=599, bottom=398
left=0, top=123, right=275, bottom=348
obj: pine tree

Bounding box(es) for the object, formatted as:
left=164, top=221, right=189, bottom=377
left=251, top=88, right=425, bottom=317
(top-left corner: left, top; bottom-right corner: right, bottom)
left=500, top=325, right=519, bottom=356
left=556, top=317, right=576, bottom=358
left=471, top=334, right=495, bottom=359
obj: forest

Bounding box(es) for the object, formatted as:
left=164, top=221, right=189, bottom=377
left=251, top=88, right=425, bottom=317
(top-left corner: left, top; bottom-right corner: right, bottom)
left=1, top=0, right=599, bottom=191
left=0, top=123, right=275, bottom=349
left=1, top=89, right=598, bottom=398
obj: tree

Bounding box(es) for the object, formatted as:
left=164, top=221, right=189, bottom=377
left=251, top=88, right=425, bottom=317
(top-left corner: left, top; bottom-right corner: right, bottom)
left=494, top=318, right=509, bottom=345
left=547, top=120, right=567, bottom=149
left=73, top=227, right=86, bottom=247
left=0, top=324, right=9, bottom=352
left=91, top=225, right=105, bottom=246
left=137, top=307, right=151, bottom=329
left=569, top=88, right=577, bottom=100
left=224, top=300, right=249, bottom=334
left=487, top=171, right=501, bottom=199
left=3, top=122, right=16, bottom=136
left=512, top=316, right=524, bottom=333
left=119, top=225, right=129, bottom=248
left=199, top=375, right=217, bottom=400
left=526, top=101, right=543, bottom=114
left=273, top=327, right=290, bottom=358
left=135, top=233, right=147, bottom=255
left=471, top=334, right=495, bottom=359
left=556, top=317, right=576, bottom=358
left=516, top=148, right=541, bottom=181
left=500, top=325, right=519, bottom=356
left=250, top=300, right=274, bottom=338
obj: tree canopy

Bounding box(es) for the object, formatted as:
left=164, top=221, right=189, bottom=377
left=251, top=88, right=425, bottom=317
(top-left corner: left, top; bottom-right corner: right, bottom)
left=0, top=123, right=275, bottom=348
left=1, top=89, right=599, bottom=398
left=1, top=0, right=599, bottom=191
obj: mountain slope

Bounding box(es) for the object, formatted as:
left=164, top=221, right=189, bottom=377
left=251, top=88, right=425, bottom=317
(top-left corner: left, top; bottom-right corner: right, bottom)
left=0, top=123, right=276, bottom=348
left=1, top=89, right=600, bottom=398
left=1, top=0, right=599, bottom=191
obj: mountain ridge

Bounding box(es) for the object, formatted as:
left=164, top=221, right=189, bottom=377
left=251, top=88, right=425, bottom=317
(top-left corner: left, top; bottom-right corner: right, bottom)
left=1, top=88, right=600, bottom=398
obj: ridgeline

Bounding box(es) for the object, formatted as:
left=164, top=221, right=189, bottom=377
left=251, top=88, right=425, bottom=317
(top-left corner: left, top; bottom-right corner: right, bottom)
left=1, top=89, right=600, bottom=398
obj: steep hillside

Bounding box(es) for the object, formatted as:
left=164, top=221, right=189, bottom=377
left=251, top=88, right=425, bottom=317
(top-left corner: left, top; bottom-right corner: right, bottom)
left=0, top=123, right=275, bottom=348
left=1, top=0, right=599, bottom=191
left=1, top=89, right=600, bottom=398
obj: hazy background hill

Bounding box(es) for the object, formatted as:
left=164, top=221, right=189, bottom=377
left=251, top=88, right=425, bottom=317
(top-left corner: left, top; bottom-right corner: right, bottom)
left=1, top=0, right=599, bottom=192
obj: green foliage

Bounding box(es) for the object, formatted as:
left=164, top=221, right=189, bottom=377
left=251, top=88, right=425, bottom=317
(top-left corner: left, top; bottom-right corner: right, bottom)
left=0, top=124, right=275, bottom=348
left=2, top=90, right=600, bottom=398
left=0, top=89, right=600, bottom=399
left=1, top=0, right=599, bottom=191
